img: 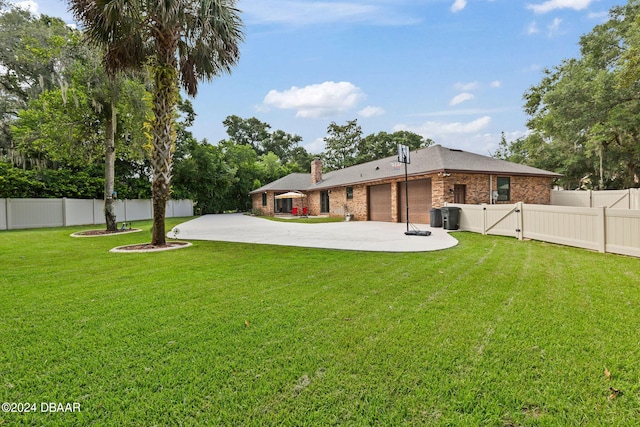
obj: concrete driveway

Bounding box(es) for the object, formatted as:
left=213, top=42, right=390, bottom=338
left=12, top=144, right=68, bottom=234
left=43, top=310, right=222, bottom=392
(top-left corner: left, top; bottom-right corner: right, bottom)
left=170, top=213, right=458, bottom=252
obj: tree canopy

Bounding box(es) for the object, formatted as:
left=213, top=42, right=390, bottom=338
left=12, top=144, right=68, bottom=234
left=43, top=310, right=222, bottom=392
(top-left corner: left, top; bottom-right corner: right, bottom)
left=502, top=0, right=640, bottom=190
left=69, top=0, right=244, bottom=245
left=0, top=3, right=444, bottom=217
left=0, top=4, right=83, bottom=158
left=321, top=119, right=433, bottom=171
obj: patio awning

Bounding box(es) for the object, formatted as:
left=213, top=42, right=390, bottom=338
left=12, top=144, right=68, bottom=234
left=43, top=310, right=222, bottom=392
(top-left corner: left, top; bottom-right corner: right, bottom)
left=274, top=191, right=306, bottom=199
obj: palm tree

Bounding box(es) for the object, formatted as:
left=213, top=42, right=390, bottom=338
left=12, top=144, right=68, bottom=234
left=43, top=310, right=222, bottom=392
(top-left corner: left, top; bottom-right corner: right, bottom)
left=70, top=0, right=244, bottom=245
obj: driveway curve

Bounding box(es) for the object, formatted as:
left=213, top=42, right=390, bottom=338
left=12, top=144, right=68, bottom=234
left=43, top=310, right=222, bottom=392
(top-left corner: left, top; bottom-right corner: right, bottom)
left=170, top=213, right=458, bottom=253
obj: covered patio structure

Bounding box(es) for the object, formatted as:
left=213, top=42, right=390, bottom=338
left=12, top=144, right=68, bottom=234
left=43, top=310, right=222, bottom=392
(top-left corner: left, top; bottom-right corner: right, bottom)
left=274, top=191, right=307, bottom=216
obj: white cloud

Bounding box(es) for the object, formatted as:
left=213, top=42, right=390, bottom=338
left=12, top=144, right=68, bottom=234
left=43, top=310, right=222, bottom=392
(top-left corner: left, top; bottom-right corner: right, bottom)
left=414, top=107, right=510, bottom=117
left=359, top=106, right=385, bottom=117
left=527, top=0, right=593, bottom=14
left=393, top=117, right=510, bottom=153
left=451, top=0, right=467, bottom=13
left=527, top=21, right=539, bottom=35
left=490, top=81, right=502, bottom=88
left=450, top=93, right=475, bottom=106
left=11, top=0, right=38, bottom=14
left=394, top=116, right=492, bottom=139
left=454, top=81, right=479, bottom=91
left=587, top=11, right=609, bottom=21
left=244, top=1, right=422, bottom=26
left=547, top=17, right=563, bottom=36
left=525, top=63, right=543, bottom=73
left=262, top=81, right=365, bottom=118
left=303, top=137, right=326, bottom=155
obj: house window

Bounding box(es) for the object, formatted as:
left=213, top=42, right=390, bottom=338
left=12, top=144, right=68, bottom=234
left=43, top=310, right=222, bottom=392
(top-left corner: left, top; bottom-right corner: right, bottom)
left=497, top=177, right=510, bottom=201
left=346, top=186, right=353, bottom=200
left=262, top=193, right=267, bottom=206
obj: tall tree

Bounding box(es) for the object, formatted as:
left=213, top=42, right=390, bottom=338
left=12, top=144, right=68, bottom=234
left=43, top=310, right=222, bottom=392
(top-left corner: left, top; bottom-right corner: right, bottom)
left=322, top=119, right=362, bottom=171
left=10, top=50, right=151, bottom=227
left=70, top=46, right=151, bottom=231
left=522, top=1, right=640, bottom=189
left=218, top=140, right=259, bottom=211
left=172, top=139, right=235, bottom=214
left=70, top=0, right=244, bottom=245
left=223, top=115, right=271, bottom=152
left=356, top=130, right=433, bottom=164
left=222, top=115, right=309, bottom=166
left=0, top=4, right=82, bottom=158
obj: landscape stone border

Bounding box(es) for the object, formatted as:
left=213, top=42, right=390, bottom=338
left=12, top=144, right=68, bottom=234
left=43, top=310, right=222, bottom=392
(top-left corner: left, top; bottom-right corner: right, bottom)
left=109, top=241, right=192, bottom=253
left=70, top=229, right=143, bottom=237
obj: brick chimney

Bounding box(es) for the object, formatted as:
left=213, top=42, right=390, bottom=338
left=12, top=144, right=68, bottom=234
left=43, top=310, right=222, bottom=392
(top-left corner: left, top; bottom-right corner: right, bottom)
left=311, top=158, right=323, bottom=185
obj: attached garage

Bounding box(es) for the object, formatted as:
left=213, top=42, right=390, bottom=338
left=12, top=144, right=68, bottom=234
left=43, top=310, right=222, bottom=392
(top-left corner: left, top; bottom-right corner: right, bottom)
left=398, top=179, right=432, bottom=224
left=368, top=184, right=392, bottom=221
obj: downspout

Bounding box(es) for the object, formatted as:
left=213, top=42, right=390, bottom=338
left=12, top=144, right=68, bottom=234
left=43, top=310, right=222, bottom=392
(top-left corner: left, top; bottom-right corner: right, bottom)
left=489, top=175, right=493, bottom=204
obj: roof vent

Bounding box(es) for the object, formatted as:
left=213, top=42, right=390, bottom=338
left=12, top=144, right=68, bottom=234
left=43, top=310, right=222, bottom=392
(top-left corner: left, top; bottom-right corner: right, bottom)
left=449, top=148, right=463, bottom=152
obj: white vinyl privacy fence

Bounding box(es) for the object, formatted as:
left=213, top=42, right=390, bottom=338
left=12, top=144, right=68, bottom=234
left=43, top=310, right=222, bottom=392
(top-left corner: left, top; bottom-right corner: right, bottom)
left=0, top=198, right=193, bottom=230
left=450, top=202, right=640, bottom=258
left=551, top=189, right=640, bottom=209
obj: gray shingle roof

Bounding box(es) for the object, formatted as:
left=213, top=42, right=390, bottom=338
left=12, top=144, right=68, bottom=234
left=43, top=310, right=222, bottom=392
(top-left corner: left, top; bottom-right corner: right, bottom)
left=251, top=173, right=310, bottom=193
left=250, top=145, right=560, bottom=194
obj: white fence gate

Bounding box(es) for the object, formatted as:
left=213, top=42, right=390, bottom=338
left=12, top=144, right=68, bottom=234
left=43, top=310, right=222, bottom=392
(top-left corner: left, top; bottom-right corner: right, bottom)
left=0, top=198, right=193, bottom=230
left=450, top=202, right=640, bottom=258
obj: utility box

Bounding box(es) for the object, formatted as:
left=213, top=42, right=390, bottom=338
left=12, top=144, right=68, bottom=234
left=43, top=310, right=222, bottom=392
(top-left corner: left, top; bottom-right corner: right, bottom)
left=441, top=206, right=461, bottom=230
left=430, top=208, right=442, bottom=227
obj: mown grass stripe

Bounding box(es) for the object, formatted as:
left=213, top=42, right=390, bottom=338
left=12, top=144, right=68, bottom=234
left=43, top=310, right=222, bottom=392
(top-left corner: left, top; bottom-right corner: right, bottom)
left=1, top=221, right=640, bottom=425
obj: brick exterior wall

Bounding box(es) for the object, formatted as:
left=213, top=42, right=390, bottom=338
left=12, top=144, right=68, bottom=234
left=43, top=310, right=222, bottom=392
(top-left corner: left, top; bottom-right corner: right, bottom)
left=436, top=173, right=489, bottom=206
left=251, top=173, right=553, bottom=220
left=301, top=186, right=368, bottom=219
left=317, top=185, right=369, bottom=220
left=252, top=193, right=270, bottom=216
left=508, top=175, right=553, bottom=205
left=434, top=173, right=553, bottom=206
left=306, top=192, right=319, bottom=216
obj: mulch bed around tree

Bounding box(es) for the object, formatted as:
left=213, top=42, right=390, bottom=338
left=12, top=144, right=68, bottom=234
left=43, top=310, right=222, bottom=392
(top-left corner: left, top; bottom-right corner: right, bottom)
left=71, top=229, right=142, bottom=237
left=109, top=241, right=192, bottom=253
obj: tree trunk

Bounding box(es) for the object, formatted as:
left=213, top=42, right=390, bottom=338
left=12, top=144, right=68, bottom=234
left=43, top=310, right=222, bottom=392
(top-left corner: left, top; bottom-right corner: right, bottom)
left=104, top=101, right=117, bottom=232
left=150, top=56, right=178, bottom=246
left=599, top=145, right=604, bottom=190
left=151, top=192, right=167, bottom=245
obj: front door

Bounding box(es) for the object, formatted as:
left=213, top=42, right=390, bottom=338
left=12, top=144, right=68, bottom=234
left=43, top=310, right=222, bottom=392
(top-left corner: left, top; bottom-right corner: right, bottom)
left=320, top=191, right=330, bottom=213
left=454, top=184, right=466, bottom=204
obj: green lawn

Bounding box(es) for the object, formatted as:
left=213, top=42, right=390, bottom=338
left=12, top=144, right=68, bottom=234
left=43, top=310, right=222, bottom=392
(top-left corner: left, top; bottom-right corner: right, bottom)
left=1, top=218, right=639, bottom=426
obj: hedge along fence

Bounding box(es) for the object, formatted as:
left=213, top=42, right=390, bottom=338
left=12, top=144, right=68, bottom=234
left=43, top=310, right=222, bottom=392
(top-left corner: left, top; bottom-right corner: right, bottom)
left=551, top=188, right=640, bottom=209
left=449, top=202, right=640, bottom=259
left=0, top=198, right=193, bottom=230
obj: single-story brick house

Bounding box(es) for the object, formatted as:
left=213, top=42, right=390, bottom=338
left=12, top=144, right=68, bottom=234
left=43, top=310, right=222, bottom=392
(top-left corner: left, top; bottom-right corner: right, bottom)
left=250, top=144, right=560, bottom=223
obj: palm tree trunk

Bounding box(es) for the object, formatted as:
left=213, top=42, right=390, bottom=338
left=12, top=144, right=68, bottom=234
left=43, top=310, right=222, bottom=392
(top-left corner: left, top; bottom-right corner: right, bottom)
left=150, top=61, right=178, bottom=246
left=104, top=102, right=117, bottom=232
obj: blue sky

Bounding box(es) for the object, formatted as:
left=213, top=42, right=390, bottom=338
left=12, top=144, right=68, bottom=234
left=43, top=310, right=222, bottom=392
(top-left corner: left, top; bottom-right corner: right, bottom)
left=13, top=0, right=622, bottom=155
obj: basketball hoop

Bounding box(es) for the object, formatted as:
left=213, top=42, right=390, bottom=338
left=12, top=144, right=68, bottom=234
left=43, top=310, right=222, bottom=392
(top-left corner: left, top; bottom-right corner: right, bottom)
left=391, top=161, right=402, bottom=171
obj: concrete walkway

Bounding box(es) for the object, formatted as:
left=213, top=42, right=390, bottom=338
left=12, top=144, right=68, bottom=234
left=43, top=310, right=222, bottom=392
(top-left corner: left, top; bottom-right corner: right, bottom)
left=170, top=213, right=458, bottom=253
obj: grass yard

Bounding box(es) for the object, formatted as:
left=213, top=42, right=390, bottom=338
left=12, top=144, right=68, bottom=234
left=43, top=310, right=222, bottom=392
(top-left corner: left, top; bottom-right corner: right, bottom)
left=1, top=217, right=640, bottom=426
